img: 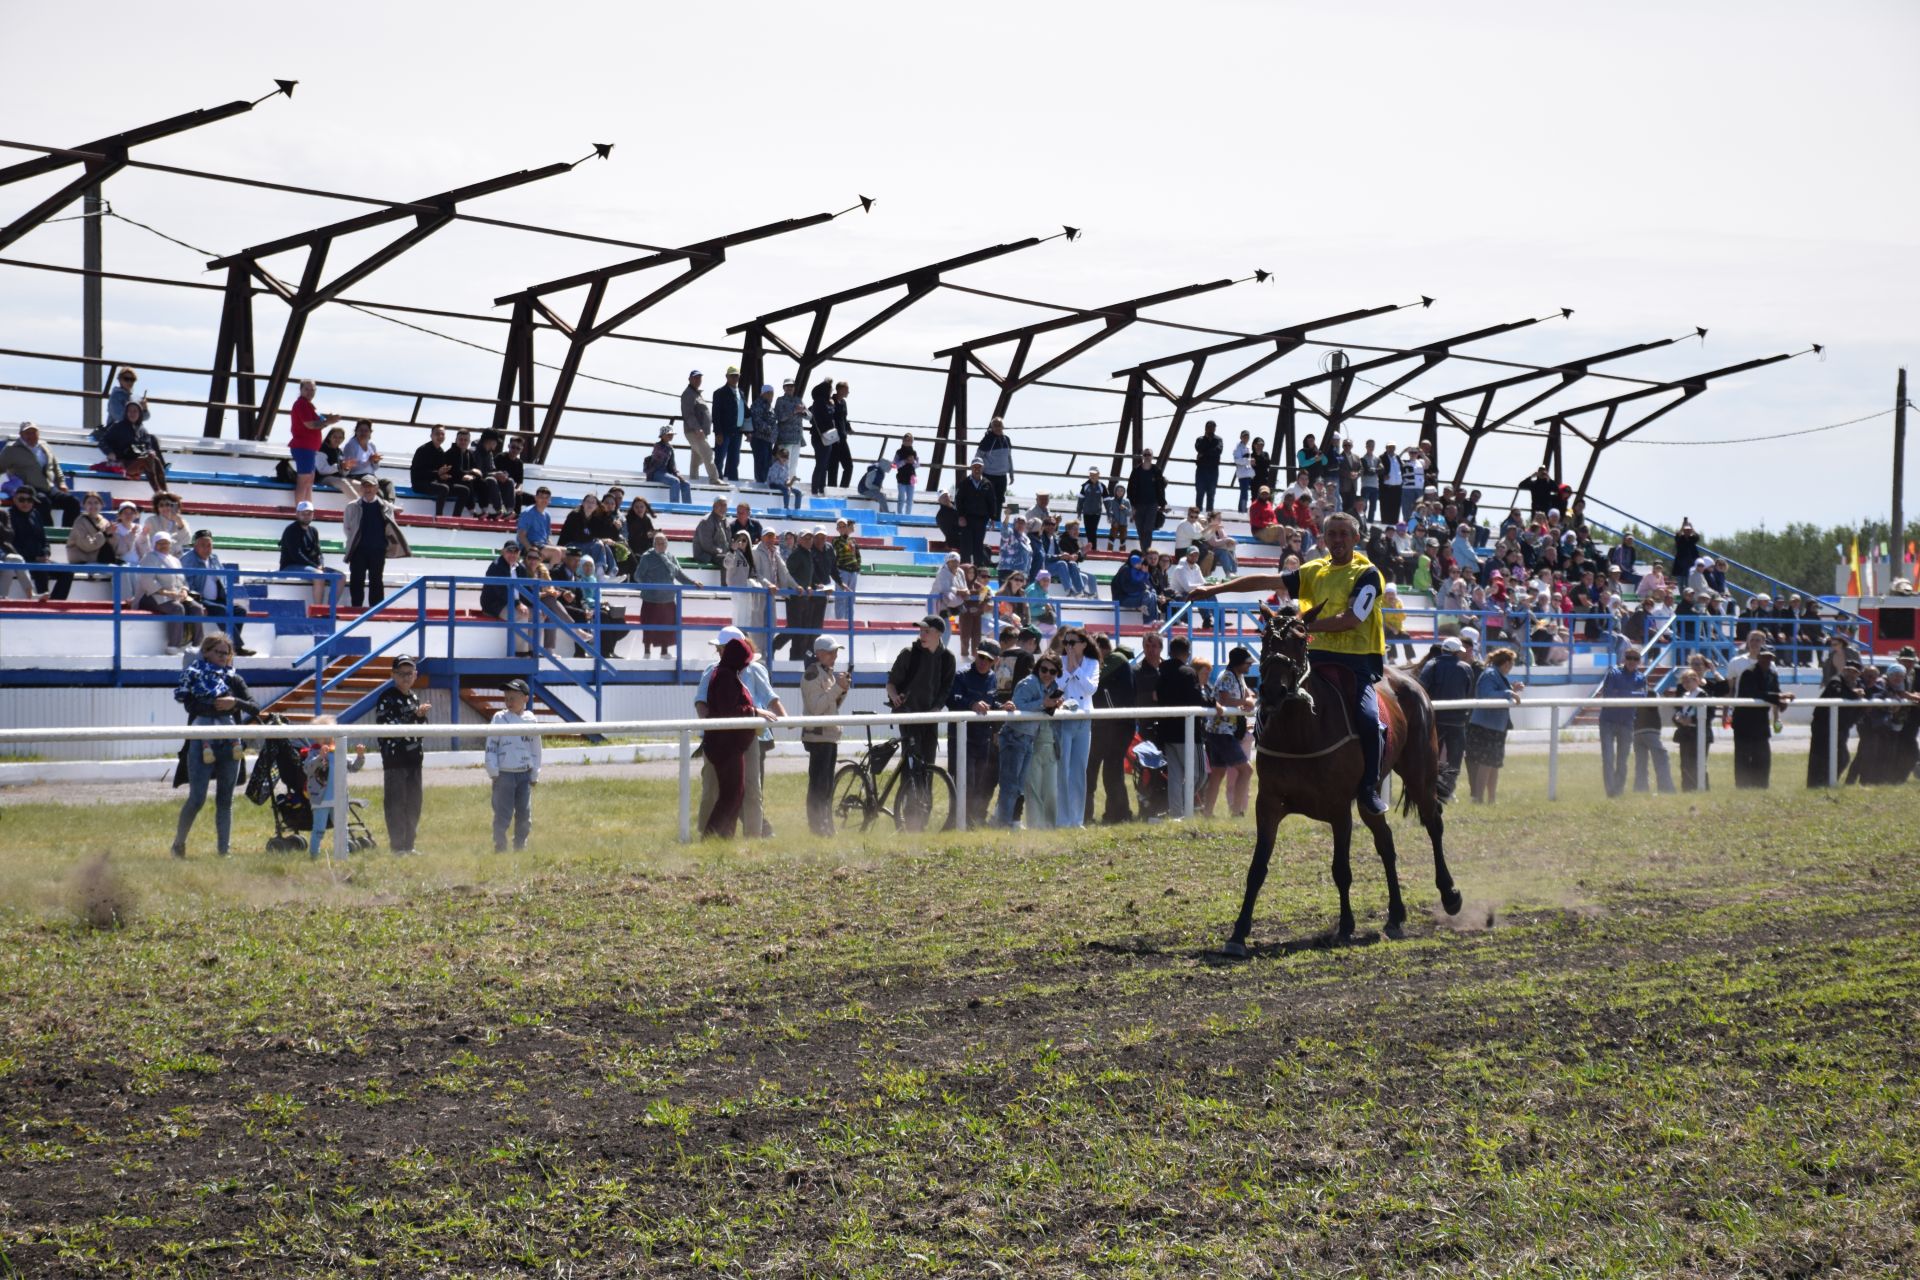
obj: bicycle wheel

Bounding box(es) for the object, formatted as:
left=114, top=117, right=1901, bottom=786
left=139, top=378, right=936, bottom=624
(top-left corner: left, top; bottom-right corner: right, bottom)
left=831, top=763, right=878, bottom=832
left=893, top=764, right=955, bottom=834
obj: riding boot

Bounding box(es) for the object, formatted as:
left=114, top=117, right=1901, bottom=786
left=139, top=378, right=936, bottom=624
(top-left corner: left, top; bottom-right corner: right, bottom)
left=1354, top=706, right=1386, bottom=814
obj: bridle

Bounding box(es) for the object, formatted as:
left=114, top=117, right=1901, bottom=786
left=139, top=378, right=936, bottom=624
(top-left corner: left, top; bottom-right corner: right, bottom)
left=1258, top=609, right=1315, bottom=715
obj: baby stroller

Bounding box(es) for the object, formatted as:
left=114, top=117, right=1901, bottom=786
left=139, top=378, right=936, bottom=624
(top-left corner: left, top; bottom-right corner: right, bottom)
left=247, top=721, right=377, bottom=853
left=1127, top=735, right=1170, bottom=820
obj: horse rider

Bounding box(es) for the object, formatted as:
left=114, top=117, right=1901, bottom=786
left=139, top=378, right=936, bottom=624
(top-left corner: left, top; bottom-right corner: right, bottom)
left=1187, top=511, right=1389, bottom=814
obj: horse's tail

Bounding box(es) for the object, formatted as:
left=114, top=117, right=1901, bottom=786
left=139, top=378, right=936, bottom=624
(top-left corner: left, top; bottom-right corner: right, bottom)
left=1385, top=667, right=1444, bottom=816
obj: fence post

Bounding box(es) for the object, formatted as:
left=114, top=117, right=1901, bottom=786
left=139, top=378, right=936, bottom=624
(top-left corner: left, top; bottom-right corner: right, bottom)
left=1182, top=707, right=1195, bottom=819
left=332, top=727, right=349, bottom=863
left=679, top=729, right=692, bottom=842
left=1828, top=703, right=1839, bottom=788
left=954, top=717, right=969, bottom=832
left=1695, top=699, right=1708, bottom=792
left=1547, top=705, right=1560, bottom=801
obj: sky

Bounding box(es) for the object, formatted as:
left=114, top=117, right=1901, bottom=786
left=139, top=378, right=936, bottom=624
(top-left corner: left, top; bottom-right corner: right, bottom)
left=2, top=0, right=1916, bottom=534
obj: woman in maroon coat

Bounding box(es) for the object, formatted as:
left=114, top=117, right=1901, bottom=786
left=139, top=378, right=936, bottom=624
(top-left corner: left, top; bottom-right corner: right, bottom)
left=701, top=638, right=758, bottom=838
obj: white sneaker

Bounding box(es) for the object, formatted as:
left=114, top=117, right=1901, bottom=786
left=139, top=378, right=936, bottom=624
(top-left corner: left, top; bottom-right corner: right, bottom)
left=164, top=646, right=184, bottom=656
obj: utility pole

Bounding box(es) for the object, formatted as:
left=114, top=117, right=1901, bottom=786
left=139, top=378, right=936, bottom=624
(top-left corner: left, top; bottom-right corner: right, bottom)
left=82, top=185, right=103, bottom=431
left=1894, top=366, right=1908, bottom=587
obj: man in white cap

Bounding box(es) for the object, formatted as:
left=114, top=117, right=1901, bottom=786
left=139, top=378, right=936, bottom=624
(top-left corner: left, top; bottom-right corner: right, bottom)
left=277, top=500, right=340, bottom=605
left=800, top=632, right=852, bottom=834
left=695, top=624, right=785, bottom=836
left=1418, top=634, right=1475, bottom=800
left=680, top=370, right=722, bottom=486
left=712, top=366, right=748, bottom=484
left=135, top=529, right=206, bottom=654
left=748, top=382, right=778, bottom=483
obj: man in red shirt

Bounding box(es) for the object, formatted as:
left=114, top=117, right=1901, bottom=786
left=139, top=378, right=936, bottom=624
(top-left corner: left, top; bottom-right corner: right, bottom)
left=288, top=378, right=340, bottom=508
left=1249, top=486, right=1283, bottom=545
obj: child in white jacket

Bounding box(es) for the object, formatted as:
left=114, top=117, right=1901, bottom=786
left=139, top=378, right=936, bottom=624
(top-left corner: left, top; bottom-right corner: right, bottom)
left=485, top=679, right=542, bottom=852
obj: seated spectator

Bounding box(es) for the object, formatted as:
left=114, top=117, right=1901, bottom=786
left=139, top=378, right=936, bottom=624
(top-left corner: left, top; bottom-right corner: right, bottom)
left=136, top=530, right=205, bottom=654
left=179, top=529, right=254, bottom=655
left=1200, top=512, right=1239, bottom=577
left=7, top=487, right=68, bottom=600
left=0, top=423, right=81, bottom=526
left=101, top=399, right=169, bottom=493
left=314, top=425, right=354, bottom=498
left=1167, top=546, right=1210, bottom=623
left=546, top=547, right=599, bottom=656
left=446, top=428, right=505, bottom=518
left=994, top=570, right=1031, bottom=626
left=516, top=486, right=561, bottom=565
left=1052, top=519, right=1097, bottom=598
left=1249, top=486, right=1283, bottom=544
left=498, top=435, right=534, bottom=512
left=766, top=446, right=802, bottom=508
left=108, top=500, right=143, bottom=593
left=558, top=493, right=618, bottom=576
left=998, top=516, right=1034, bottom=583
left=645, top=429, right=693, bottom=503
left=935, top=491, right=962, bottom=551
left=1111, top=553, right=1159, bottom=622
left=341, top=419, right=391, bottom=497
left=480, top=540, right=534, bottom=654
left=632, top=531, right=698, bottom=658
left=409, top=424, right=470, bottom=517
left=277, top=501, right=341, bottom=606
left=140, top=493, right=190, bottom=560
left=64, top=492, right=114, bottom=569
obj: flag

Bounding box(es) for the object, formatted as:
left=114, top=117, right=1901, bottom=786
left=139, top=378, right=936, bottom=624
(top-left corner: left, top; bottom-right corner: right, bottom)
left=1864, top=543, right=1877, bottom=596
left=1847, top=536, right=1861, bottom=595
left=1907, top=539, right=1916, bottom=576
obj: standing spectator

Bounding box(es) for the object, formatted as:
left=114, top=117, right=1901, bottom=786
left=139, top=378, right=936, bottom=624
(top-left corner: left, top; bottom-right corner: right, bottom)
left=342, top=476, right=397, bottom=609
left=893, top=433, right=919, bottom=513
left=374, top=656, right=430, bottom=855
left=1378, top=445, right=1403, bottom=525
left=179, top=529, right=253, bottom=655
left=1597, top=648, right=1646, bottom=799
left=933, top=491, right=963, bottom=557
left=304, top=719, right=366, bottom=860
left=784, top=529, right=833, bottom=661
left=1053, top=628, right=1099, bottom=829
left=1336, top=439, right=1361, bottom=515
left=632, top=532, right=698, bottom=657
left=65, top=492, right=113, bottom=569
left=645, top=429, right=693, bottom=504
left=1231, top=431, right=1255, bottom=513
left=1466, top=647, right=1521, bottom=803
left=1359, top=439, right=1381, bottom=522
left=1381, top=586, right=1415, bottom=660
left=1520, top=465, right=1559, bottom=516
left=1077, top=468, right=1109, bottom=549
left=1200, top=646, right=1256, bottom=818
left=773, top=378, right=809, bottom=465
left=1673, top=666, right=1717, bottom=793
left=1103, top=482, right=1133, bottom=555
left=1085, top=633, right=1135, bottom=825
left=830, top=518, right=862, bottom=625
left=1418, top=637, right=1475, bottom=800
left=1154, top=636, right=1207, bottom=817
left=748, top=383, right=778, bottom=483
left=1398, top=446, right=1423, bottom=522
left=1249, top=435, right=1277, bottom=497
left=136, top=531, right=205, bottom=654
left=950, top=640, right=1007, bottom=826
left=0, top=424, right=80, bottom=526
left=711, top=366, right=748, bottom=483
left=695, top=626, right=784, bottom=837
left=808, top=378, right=836, bottom=495
left=700, top=639, right=762, bottom=839
left=1128, top=449, right=1167, bottom=553
left=1671, top=517, right=1701, bottom=586
left=170, top=634, right=256, bottom=859
left=975, top=417, right=1015, bottom=526
left=485, top=679, right=541, bottom=851
left=751, top=529, right=801, bottom=650
left=691, top=498, right=730, bottom=570
left=800, top=634, right=852, bottom=834
left=1000, top=652, right=1062, bottom=830
left=409, top=425, right=470, bottom=517
left=679, top=370, right=721, bottom=486
left=956, top=460, right=996, bottom=566
left=830, top=381, right=855, bottom=489
left=288, top=378, right=341, bottom=508
left=1192, top=420, right=1223, bottom=512
left=7, top=488, right=67, bottom=600
left=886, top=616, right=959, bottom=780
left=1731, top=647, right=1791, bottom=788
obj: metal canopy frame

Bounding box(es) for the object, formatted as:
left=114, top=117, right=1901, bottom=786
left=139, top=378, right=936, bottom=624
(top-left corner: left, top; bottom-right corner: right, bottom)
left=493, top=204, right=855, bottom=460
left=1538, top=350, right=1807, bottom=502
left=1107, top=300, right=1417, bottom=476
left=203, top=154, right=593, bottom=440
left=1410, top=329, right=1703, bottom=489
left=1266, top=309, right=1570, bottom=480
left=725, top=229, right=1071, bottom=409
left=923, top=275, right=1241, bottom=489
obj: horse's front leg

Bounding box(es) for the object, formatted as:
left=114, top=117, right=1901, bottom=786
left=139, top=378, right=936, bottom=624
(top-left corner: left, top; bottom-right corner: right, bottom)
left=1224, top=789, right=1286, bottom=957
left=1331, top=809, right=1356, bottom=941
left=1419, top=788, right=1463, bottom=917
left=1359, top=805, right=1406, bottom=938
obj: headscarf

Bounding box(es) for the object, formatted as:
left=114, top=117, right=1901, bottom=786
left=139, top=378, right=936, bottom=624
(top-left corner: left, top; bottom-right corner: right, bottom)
left=706, top=638, right=757, bottom=720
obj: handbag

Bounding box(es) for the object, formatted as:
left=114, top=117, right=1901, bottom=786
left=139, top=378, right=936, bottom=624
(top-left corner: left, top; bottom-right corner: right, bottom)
left=820, top=429, right=841, bottom=447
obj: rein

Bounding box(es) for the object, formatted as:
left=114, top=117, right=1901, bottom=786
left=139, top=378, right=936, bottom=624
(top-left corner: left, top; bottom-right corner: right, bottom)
left=1254, top=668, right=1357, bottom=760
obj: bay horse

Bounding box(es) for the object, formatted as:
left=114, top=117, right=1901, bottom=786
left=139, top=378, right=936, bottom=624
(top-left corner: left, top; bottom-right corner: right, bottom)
left=1223, top=606, right=1463, bottom=955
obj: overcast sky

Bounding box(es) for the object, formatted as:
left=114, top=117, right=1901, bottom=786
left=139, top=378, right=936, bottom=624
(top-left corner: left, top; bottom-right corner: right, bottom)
left=2, top=0, right=1915, bottom=533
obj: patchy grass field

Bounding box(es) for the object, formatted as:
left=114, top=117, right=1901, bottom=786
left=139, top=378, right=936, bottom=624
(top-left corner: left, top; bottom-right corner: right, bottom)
left=1, top=758, right=1916, bottom=1277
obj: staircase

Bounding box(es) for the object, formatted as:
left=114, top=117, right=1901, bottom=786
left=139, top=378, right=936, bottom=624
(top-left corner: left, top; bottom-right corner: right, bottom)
left=264, top=656, right=397, bottom=724
left=458, top=679, right=600, bottom=743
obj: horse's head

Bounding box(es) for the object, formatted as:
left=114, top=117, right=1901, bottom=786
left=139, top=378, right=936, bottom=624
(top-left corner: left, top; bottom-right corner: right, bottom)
left=1259, top=602, right=1319, bottom=712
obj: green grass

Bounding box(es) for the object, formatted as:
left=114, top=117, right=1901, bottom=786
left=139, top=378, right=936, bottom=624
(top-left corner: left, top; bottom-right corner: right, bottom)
left=0, top=757, right=1915, bottom=1277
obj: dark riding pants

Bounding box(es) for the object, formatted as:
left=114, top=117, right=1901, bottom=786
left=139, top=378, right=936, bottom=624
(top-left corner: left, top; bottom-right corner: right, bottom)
left=1311, top=651, right=1385, bottom=807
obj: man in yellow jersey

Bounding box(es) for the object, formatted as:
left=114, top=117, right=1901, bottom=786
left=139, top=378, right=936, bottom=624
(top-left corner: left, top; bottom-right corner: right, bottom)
left=1188, top=512, right=1390, bottom=813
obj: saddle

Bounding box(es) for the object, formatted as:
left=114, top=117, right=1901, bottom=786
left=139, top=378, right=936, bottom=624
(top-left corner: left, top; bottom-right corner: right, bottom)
left=1306, top=658, right=1399, bottom=762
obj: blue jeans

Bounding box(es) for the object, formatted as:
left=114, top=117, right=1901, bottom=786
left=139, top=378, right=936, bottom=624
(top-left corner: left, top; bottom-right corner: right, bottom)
left=1054, top=717, right=1091, bottom=828
left=1194, top=468, right=1218, bottom=513
left=835, top=572, right=857, bottom=623
left=309, top=771, right=347, bottom=858
left=492, top=770, right=533, bottom=849
left=648, top=470, right=692, bottom=504
left=750, top=438, right=773, bottom=483
left=716, top=428, right=743, bottom=481
left=1049, top=559, right=1090, bottom=596
left=1633, top=728, right=1674, bottom=794
left=1237, top=478, right=1252, bottom=512
left=897, top=482, right=915, bottom=513
left=994, top=733, right=1033, bottom=827
left=1212, top=547, right=1239, bottom=575
left=1599, top=719, right=1632, bottom=797
left=173, top=743, right=239, bottom=855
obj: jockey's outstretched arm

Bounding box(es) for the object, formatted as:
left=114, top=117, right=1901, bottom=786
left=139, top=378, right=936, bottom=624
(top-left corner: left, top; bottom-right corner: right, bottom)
left=1185, top=573, right=1290, bottom=601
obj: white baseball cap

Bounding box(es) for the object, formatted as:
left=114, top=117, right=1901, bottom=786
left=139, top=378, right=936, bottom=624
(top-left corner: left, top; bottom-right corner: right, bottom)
left=1442, top=637, right=1464, bottom=654
left=295, top=501, right=315, bottom=513
left=1459, top=627, right=1481, bottom=645
left=714, top=625, right=746, bottom=646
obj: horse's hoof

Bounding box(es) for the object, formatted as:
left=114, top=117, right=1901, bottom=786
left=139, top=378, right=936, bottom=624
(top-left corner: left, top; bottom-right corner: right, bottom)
left=1336, top=921, right=1357, bottom=944
left=1384, top=919, right=1406, bottom=941
left=1220, top=937, right=1250, bottom=959
left=1441, top=888, right=1464, bottom=917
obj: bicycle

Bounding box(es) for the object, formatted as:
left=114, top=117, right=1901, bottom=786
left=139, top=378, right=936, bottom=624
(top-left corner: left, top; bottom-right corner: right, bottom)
left=831, top=716, right=955, bottom=833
